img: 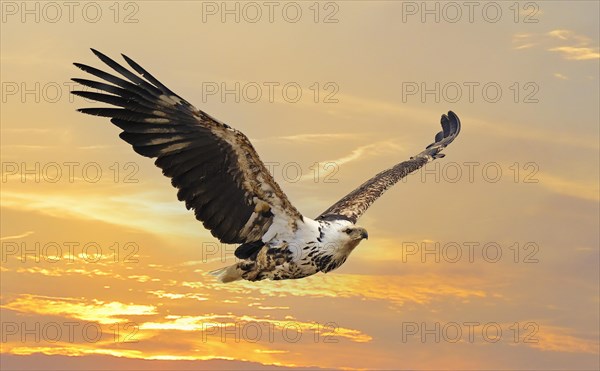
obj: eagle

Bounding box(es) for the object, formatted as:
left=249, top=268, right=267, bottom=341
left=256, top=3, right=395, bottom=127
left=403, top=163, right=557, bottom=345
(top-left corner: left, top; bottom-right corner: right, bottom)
left=72, top=49, right=461, bottom=283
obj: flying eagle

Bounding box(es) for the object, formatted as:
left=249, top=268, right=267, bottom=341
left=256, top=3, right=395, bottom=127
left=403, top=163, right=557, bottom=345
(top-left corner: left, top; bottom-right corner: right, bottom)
left=72, top=50, right=461, bottom=283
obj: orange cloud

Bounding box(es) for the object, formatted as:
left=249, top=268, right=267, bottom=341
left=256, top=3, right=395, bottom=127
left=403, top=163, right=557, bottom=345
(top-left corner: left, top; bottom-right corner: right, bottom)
left=3, top=295, right=157, bottom=324
left=514, top=29, right=600, bottom=61
left=528, top=325, right=600, bottom=354
left=188, top=272, right=487, bottom=307
left=548, top=46, right=600, bottom=61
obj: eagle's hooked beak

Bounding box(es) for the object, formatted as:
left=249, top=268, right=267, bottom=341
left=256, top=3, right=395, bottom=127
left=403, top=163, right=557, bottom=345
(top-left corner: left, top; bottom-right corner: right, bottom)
left=361, top=230, right=369, bottom=240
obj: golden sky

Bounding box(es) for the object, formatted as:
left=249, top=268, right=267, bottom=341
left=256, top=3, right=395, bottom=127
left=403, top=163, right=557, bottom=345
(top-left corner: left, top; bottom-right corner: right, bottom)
left=1, top=1, right=599, bottom=370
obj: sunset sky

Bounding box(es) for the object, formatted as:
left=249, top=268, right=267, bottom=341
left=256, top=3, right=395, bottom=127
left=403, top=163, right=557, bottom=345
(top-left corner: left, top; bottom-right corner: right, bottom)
left=1, top=1, right=599, bottom=369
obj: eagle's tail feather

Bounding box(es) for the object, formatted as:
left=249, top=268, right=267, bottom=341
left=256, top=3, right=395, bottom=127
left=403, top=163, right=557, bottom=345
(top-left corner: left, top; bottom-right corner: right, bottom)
left=209, top=264, right=242, bottom=283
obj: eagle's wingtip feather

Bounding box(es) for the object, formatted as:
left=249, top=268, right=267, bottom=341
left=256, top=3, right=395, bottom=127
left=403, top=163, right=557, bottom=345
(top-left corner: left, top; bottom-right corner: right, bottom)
left=420, top=111, right=462, bottom=159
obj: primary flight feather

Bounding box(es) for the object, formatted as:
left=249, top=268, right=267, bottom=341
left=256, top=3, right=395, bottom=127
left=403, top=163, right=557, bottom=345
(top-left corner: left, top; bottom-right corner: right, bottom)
left=72, top=49, right=461, bottom=283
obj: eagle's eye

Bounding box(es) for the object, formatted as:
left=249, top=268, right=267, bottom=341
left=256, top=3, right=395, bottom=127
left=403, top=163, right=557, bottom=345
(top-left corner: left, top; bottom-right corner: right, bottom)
left=344, top=229, right=352, bottom=234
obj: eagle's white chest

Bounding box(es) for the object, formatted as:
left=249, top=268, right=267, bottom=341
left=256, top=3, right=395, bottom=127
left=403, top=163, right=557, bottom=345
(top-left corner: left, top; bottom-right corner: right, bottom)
left=265, top=218, right=355, bottom=277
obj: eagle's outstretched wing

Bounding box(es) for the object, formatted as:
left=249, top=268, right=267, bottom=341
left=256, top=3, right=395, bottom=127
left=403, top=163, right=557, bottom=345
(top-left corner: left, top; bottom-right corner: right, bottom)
left=72, top=49, right=302, bottom=244
left=317, top=111, right=461, bottom=223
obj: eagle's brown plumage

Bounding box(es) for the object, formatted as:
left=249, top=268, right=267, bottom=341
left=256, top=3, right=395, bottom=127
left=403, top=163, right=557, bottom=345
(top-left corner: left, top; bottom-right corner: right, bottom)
left=317, top=112, right=461, bottom=223
left=73, top=49, right=302, bottom=244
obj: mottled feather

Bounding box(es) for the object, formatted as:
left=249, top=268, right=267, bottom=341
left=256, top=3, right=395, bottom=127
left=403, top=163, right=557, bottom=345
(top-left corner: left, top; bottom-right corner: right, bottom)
left=317, top=111, right=461, bottom=223
left=72, top=49, right=302, bottom=244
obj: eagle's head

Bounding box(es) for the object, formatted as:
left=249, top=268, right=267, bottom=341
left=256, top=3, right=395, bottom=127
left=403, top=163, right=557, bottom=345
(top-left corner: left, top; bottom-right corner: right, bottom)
left=313, top=219, right=369, bottom=273
left=316, top=218, right=369, bottom=254
left=342, top=225, right=369, bottom=241
left=339, top=225, right=369, bottom=251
